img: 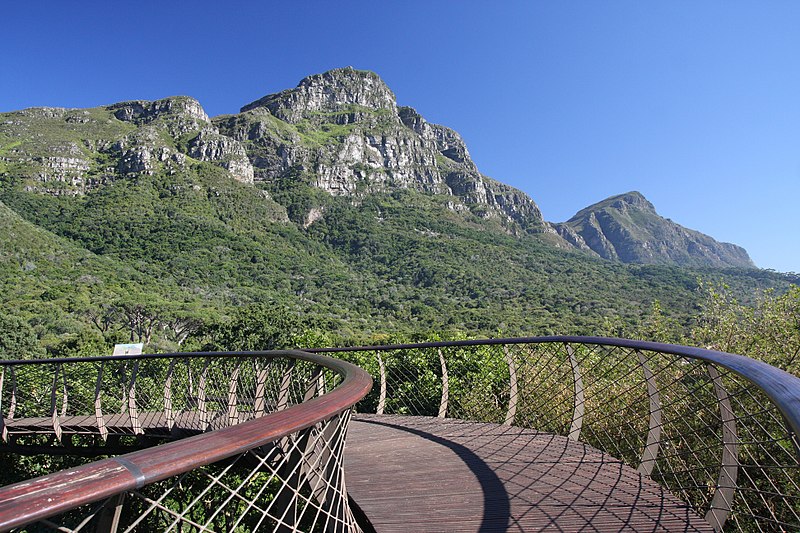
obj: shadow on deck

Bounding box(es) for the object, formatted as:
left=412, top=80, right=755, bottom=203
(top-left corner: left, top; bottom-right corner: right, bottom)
left=346, top=415, right=712, bottom=532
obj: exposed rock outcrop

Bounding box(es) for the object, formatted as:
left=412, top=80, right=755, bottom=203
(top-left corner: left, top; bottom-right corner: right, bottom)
left=0, top=96, right=253, bottom=193
left=241, top=67, right=398, bottom=122
left=221, top=67, right=547, bottom=231
left=554, top=192, right=754, bottom=268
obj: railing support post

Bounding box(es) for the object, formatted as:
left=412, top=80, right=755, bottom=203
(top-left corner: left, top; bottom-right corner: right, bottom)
left=277, top=360, right=295, bottom=412
left=254, top=362, right=268, bottom=418
left=94, top=493, right=126, bottom=533
left=198, top=359, right=210, bottom=431
left=95, top=363, right=108, bottom=442
left=164, top=359, right=176, bottom=432
left=705, top=365, right=739, bottom=532
left=50, top=365, right=63, bottom=444
left=438, top=348, right=449, bottom=418
left=127, top=362, right=142, bottom=435
left=565, top=344, right=584, bottom=441
left=274, top=428, right=312, bottom=533
left=227, top=362, right=241, bottom=426
left=503, top=345, right=518, bottom=426
left=0, top=369, right=6, bottom=443
left=376, top=352, right=386, bottom=415
left=637, top=350, right=662, bottom=477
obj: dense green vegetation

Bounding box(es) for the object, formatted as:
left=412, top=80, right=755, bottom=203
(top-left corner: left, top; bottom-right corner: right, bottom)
left=0, top=164, right=795, bottom=361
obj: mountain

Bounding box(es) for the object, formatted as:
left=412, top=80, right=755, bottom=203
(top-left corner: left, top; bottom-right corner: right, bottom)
left=217, top=67, right=547, bottom=233
left=553, top=192, right=754, bottom=268
left=0, top=67, right=752, bottom=267
left=0, top=67, right=786, bottom=348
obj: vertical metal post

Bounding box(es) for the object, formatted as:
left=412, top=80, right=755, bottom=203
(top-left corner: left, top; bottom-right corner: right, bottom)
left=566, top=343, right=584, bottom=442
left=50, top=365, right=63, bottom=444
left=304, top=366, right=324, bottom=403
left=227, top=362, right=241, bottom=426
left=254, top=362, right=268, bottom=417
left=503, top=345, right=518, bottom=426
left=198, top=359, right=210, bottom=431
left=636, top=350, right=662, bottom=477
left=376, top=352, right=387, bottom=416
left=438, top=348, right=449, bottom=418
left=705, top=364, right=739, bottom=532
left=95, top=493, right=126, bottom=532
left=277, top=360, right=295, bottom=412
left=95, top=363, right=108, bottom=442
left=164, top=359, right=176, bottom=431
left=0, top=368, right=6, bottom=443
left=128, top=361, right=142, bottom=435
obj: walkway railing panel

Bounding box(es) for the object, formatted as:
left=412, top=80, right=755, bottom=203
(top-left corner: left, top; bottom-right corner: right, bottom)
left=0, top=351, right=372, bottom=532
left=312, top=337, right=800, bottom=532
left=1, top=337, right=797, bottom=531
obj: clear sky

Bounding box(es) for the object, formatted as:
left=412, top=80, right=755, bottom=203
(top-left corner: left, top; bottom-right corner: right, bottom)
left=3, top=1, right=799, bottom=273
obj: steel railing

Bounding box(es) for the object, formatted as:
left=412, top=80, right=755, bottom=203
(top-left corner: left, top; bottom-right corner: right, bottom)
left=309, top=336, right=800, bottom=532
left=1, top=337, right=798, bottom=531
left=0, top=350, right=372, bottom=532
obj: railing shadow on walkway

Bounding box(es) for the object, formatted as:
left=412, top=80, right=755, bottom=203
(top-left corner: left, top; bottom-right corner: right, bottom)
left=347, top=415, right=711, bottom=532
left=353, top=417, right=511, bottom=532
left=315, top=336, right=800, bottom=532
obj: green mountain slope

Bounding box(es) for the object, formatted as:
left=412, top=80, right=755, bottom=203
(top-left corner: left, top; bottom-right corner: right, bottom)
left=0, top=198, right=198, bottom=344
left=0, top=68, right=792, bottom=353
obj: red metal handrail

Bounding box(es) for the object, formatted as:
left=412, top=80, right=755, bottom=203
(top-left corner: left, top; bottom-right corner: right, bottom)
left=0, top=349, right=372, bottom=531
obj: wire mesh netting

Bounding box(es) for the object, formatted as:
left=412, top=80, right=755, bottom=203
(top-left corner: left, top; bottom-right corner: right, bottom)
left=0, top=353, right=364, bottom=533
left=331, top=340, right=800, bottom=531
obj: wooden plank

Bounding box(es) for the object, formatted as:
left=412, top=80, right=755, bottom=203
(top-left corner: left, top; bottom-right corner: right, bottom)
left=346, top=414, right=713, bottom=533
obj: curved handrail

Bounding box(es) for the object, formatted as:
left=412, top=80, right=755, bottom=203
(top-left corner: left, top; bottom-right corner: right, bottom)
left=309, top=335, right=800, bottom=439
left=0, top=349, right=373, bottom=532
left=310, top=336, right=800, bottom=531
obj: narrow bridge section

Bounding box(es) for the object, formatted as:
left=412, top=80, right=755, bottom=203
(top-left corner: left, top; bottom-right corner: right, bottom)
left=346, top=415, right=712, bottom=532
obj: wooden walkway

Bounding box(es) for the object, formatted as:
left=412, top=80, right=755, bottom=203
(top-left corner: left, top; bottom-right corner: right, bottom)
left=345, top=415, right=712, bottom=532
left=3, top=411, right=714, bottom=531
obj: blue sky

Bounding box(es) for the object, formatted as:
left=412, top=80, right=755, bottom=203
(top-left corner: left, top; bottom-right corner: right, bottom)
left=3, top=2, right=799, bottom=272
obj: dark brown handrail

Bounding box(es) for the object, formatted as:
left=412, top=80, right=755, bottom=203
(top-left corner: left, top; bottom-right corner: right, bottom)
left=307, top=335, right=800, bottom=439
left=0, top=349, right=373, bottom=532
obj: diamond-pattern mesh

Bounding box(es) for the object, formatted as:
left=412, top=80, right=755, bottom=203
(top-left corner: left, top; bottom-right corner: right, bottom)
left=1, top=340, right=799, bottom=532
left=332, top=341, right=800, bottom=531
left=0, top=354, right=361, bottom=533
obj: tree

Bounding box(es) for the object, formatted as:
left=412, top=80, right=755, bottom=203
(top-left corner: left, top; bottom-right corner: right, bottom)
left=0, top=313, right=44, bottom=360
left=692, top=284, right=800, bottom=374
left=198, top=304, right=311, bottom=351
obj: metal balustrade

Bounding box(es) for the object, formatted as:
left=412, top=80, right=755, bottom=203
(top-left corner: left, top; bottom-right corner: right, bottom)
left=311, top=337, right=800, bottom=532
left=0, top=351, right=372, bottom=532
left=0, top=337, right=798, bottom=532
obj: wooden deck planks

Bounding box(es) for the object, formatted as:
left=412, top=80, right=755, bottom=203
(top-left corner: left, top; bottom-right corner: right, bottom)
left=345, top=415, right=712, bottom=532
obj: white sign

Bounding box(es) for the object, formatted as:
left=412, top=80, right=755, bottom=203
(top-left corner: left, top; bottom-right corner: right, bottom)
left=113, top=343, right=144, bottom=356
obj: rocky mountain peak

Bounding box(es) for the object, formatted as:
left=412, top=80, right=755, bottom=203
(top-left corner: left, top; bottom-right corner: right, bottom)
left=568, top=191, right=654, bottom=223
left=554, top=191, right=754, bottom=268
left=108, top=96, right=209, bottom=127
left=240, top=67, right=397, bottom=123
left=609, top=191, right=653, bottom=210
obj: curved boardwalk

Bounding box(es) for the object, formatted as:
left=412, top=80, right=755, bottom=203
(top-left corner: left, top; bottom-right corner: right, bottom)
left=346, top=415, right=712, bottom=532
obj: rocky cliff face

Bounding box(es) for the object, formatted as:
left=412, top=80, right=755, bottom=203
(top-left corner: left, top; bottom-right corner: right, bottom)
left=0, top=96, right=253, bottom=195
left=217, top=67, right=548, bottom=231
left=553, top=192, right=754, bottom=267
